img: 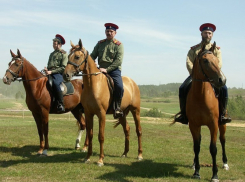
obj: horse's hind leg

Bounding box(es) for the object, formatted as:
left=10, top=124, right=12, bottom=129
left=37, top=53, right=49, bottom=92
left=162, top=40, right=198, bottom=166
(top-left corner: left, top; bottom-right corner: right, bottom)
left=71, top=106, right=88, bottom=152
left=219, top=124, right=229, bottom=170
left=131, top=107, right=143, bottom=160
left=189, top=125, right=201, bottom=179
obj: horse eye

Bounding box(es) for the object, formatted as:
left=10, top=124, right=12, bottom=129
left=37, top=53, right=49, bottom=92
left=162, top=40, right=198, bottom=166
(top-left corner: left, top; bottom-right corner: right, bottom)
left=203, top=59, right=209, bottom=64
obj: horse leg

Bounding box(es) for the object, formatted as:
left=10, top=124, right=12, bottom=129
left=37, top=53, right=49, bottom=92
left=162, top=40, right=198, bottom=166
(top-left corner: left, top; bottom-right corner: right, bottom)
left=131, top=107, right=143, bottom=160
left=97, top=112, right=106, bottom=166
left=41, top=109, right=49, bottom=156
left=219, top=124, right=229, bottom=170
left=85, top=114, right=94, bottom=164
left=192, top=135, right=201, bottom=170
left=189, top=125, right=201, bottom=179
left=71, top=107, right=88, bottom=151
left=120, top=115, right=130, bottom=158
left=209, top=125, right=219, bottom=182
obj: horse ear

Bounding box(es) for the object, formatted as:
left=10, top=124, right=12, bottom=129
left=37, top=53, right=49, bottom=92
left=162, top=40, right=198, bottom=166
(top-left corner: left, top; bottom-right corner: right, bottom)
left=10, top=49, right=16, bottom=58
left=70, top=40, right=75, bottom=48
left=17, top=49, right=22, bottom=58
left=78, top=39, right=83, bottom=49
left=201, top=43, right=206, bottom=52
left=209, top=41, right=216, bottom=53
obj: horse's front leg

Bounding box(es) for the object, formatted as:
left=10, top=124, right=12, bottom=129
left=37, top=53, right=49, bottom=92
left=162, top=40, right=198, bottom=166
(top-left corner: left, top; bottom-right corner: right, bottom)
left=219, top=124, right=229, bottom=170
left=41, top=109, right=49, bottom=156
left=189, top=125, right=201, bottom=179
left=210, top=126, right=219, bottom=182
left=85, top=114, right=94, bottom=164
left=97, top=112, right=106, bottom=166
left=32, top=112, right=45, bottom=155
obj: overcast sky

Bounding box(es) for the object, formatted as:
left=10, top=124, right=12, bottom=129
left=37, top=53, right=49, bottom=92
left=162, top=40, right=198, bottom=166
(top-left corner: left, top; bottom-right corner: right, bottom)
left=1, top=0, right=244, bottom=88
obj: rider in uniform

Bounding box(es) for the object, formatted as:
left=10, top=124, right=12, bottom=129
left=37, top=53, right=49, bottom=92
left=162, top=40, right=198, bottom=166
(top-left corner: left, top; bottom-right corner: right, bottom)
left=90, top=23, right=124, bottom=118
left=44, top=34, right=68, bottom=113
left=175, top=23, right=232, bottom=125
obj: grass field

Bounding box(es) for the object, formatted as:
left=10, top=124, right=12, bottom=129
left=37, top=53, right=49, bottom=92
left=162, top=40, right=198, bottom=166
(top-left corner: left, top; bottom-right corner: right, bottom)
left=0, top=104, right=245, bottom=181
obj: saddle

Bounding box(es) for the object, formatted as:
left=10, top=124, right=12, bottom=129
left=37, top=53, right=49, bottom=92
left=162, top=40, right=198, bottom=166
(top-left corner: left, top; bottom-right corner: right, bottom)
left=103, top=73, right=114, bottom=96
left=48, top=75, right=74, bottom=96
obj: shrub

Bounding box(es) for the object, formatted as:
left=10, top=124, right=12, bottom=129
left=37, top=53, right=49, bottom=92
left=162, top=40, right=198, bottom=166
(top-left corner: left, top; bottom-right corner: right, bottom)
left=141, top=108, right=164, bottom=118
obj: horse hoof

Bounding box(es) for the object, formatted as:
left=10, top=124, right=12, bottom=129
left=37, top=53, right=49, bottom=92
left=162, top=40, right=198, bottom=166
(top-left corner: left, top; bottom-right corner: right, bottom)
left=121, top=154, right=127, bottom=158
left=75, top=147, right=80, bottom=150
left=223, top=163, right=229, bottom=170
left=84, top=159, right=90, bottom=164
left=192, top=174, right=201, bottom=179
left=137, top=156, right=143, bottom=160
left=81, top=147, right=88, bottom=153
left=97, top=162, right=104, bottom=167
left=211, top=178, right=219, bottom=182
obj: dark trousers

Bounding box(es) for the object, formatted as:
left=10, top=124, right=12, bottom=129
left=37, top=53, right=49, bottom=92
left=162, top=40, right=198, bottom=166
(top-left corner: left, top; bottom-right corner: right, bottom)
left=51, top=73, right=63, bottom=92
left=108, top=69, right=124, bottom=99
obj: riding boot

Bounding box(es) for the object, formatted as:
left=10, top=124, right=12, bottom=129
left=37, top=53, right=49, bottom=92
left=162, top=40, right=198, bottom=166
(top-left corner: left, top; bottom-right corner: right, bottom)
left=114, top=98, right=123, bottom=119
left=175, top=97, right=188, bottom=125
left=219, top=98, right=232, bottom=125
left=57, top=91, right=65, bottom=113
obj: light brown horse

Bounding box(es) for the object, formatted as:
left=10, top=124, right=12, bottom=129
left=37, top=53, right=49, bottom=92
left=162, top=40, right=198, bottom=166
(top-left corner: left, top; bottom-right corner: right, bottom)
left=3, top=49, right=88, bottom=155
left=174, top=42, right=228, bottom=182
left=63, top=39, right=143, bottom=166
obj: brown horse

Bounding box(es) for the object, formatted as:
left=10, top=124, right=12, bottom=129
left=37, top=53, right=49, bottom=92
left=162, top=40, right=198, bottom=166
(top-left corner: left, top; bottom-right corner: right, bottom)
left=63, top=39, right=143, bottom=166
left=174, top=42, right=229, bottom=181
left=3, top=49, right=88, bottom=155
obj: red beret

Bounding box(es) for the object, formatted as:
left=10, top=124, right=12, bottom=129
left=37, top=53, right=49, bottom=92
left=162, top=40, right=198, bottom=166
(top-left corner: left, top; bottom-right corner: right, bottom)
left=199, top=23, right=216, bottom=32
left=104, top=23, right=119, bottom=31
left=53, top=34, right=66, bottom=45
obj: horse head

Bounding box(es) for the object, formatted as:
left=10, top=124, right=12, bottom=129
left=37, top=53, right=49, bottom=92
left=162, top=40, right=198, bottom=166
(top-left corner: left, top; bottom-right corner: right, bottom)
left=3, top=49, right=24, bottom=85
left=63, top=39, right=89, bottom=81
left=194, top=42, right=226, bottom=88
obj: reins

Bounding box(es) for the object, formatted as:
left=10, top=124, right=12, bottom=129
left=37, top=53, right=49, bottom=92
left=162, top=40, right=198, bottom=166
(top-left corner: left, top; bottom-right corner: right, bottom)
left=192, top=50, right=213, bottom=82
left=67, top=49, right=101, bottom=76
left=7, top=57, right=47, bottom=82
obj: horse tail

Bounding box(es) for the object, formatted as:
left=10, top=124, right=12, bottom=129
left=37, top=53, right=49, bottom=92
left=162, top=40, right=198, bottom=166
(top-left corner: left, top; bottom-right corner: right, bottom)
left=170, top=111, right=181, bottom=126
left=113, top=120, right=121, bottom=128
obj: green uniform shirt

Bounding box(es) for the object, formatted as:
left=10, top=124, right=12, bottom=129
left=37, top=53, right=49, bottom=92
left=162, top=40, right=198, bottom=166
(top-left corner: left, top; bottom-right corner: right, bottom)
left=47, top=48, right=68, bottom=74
left=90, top=38, right=124, bottom=73
left=186, top=42, right=222, bottom=75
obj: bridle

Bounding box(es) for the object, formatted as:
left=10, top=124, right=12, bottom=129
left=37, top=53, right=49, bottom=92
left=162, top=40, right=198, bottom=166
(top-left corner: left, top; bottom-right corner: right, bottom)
left=67, top=48, right=101, bottom=76
left=193, top=50, right=214, bottom=82
left=6, top=57, right=47, bottom=82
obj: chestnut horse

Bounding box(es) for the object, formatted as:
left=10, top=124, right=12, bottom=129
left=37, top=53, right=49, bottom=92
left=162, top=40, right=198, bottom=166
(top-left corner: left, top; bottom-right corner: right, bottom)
left=174, top=42, right=229, bottom=182
left=3, top=49, right=88, bottom=155
left=63, top=39, right=143, bottom=166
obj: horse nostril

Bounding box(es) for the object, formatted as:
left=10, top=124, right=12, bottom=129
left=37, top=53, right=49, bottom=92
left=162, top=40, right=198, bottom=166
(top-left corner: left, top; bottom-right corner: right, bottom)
left=66, top=74, right=69, bottom=78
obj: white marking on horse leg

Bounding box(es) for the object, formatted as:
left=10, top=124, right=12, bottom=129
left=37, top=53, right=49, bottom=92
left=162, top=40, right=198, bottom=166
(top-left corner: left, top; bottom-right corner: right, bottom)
left=223, top=163, right=229, bottom=170
left=42, top=149, right=48, bottom=156
left=75, top=130, right=84, bottom=149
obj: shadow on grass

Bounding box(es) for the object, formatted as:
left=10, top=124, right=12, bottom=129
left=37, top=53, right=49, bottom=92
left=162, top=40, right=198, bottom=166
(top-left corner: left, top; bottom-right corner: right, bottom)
left=96, top=159, right=191, bottom=182
left=0, top=145, right=89, bottom=167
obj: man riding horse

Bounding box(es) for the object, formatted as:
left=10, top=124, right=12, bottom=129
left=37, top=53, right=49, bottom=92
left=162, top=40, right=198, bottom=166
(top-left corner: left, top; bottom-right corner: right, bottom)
left=175, top=23, right=232, bottom=125
left=90, top=23, right=124, bottom=118
left=44, top=34, right=68, bottom=113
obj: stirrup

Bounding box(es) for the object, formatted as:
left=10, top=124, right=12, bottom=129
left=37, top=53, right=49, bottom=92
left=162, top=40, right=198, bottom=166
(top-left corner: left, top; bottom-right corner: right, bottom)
left=57, top=104, right=65, bottom=113
left=219, top=116, right=232, bottom=125
left=114, top=108, right=123, bottom=119
left=175, top=114, right=188, bottom=125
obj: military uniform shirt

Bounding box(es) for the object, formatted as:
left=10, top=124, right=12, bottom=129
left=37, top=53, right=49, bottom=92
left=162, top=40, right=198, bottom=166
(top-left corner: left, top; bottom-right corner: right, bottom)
left=90, top=38, right=124, bottom=73
left=47, top=48, right=68, bottom=74
left=186, top=42, right=222, bottom=75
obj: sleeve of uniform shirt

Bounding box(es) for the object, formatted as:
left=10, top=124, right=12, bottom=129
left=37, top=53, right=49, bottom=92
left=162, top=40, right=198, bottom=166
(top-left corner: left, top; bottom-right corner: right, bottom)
left=90, top=43, right=99, bottom=61
left=51, top=53, right=68, bottom=74
left=106, top=43, right=124, bottom=73
left=215, top=48, right=222, bottom=69
left=186, top=49, right=195, bottom=75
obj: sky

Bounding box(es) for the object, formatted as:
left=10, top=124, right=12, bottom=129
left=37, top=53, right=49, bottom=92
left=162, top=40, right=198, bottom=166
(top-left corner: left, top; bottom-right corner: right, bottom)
left=0, top=0, right=244, bottom=88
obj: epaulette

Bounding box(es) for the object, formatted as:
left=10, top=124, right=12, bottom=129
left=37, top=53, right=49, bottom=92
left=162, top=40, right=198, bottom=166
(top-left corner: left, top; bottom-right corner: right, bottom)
left=98, top=39, right=106, bottom=44
left=59, top=49, right=66, bottom=54
left=113, top=39, right=121, bottom=46
left=190, top=43, right=200, bottom=50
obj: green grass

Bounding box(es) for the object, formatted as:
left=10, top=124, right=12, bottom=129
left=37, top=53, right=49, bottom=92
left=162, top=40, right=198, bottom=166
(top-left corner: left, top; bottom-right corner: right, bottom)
left=0, top=112, right=245, bottom=182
